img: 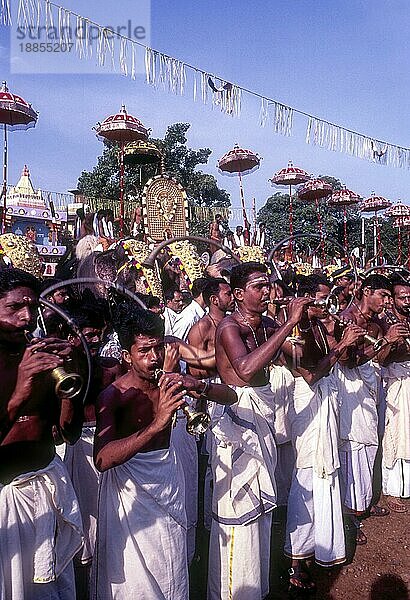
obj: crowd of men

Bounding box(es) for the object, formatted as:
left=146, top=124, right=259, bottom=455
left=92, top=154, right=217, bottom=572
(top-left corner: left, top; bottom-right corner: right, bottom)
left=0, top=254, right=409, bottom=599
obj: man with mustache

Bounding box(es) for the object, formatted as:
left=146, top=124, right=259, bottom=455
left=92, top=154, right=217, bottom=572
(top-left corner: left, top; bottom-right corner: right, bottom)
left=334, top=274, right=407, bottom=544
left=380, top=275, right=410, bottom=513
left=0, top=268, right=83, bottom=599
left=92, top=308, right=236, bottom=600
left=208, top=262, right=310, bottom=600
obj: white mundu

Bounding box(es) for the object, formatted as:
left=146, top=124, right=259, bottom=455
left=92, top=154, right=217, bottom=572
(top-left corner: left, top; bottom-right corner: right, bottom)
left=285, top=375, right=345, bottom=566
left=92, top=447, right=188, bottom=600
left=382, top=361, right=410, bottom=498
left=0, top=455, right=83, bottom=600
left=270, top=364, right=295, bottom=507
left=335, top=362, right=379, bottom=512
left=208, top=385, right=277, bottom=600
left=64, top=424, right=99, bottom=565
left=171, top=416, right=198, bottom=563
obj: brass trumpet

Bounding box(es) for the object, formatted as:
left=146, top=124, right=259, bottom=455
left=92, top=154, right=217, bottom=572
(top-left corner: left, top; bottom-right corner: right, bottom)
left=51, top=367, right=83, bottom=400
left=312, top=293, right=340, bottom=316
left=384, top=309, right=410, bottom=351
left=331, top=317, right=385, bottom=353
left=155, top=369, right=211, bottom=436
left=24, top=331, right=83, bottom=399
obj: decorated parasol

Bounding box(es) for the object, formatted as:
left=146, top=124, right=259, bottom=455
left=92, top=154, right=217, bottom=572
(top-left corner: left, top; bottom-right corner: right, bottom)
left=297, top=178, right=332, bottom=261
left=328, top=186, right=361, bottom=253
left=385, top=201, right=410, bottom=264
left=0, top=82, right=38, bottom=233
left=95, top=105, right=149, bottom=238
left=361, top=192, right=392, bottom=263
left=270, top=160, right=310, bottom=260
left=218, top=144, right=261, bottom=240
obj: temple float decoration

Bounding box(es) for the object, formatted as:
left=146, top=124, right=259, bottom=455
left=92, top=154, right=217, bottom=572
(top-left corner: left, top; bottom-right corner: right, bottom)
left=5, top=165, right=67, bottom=276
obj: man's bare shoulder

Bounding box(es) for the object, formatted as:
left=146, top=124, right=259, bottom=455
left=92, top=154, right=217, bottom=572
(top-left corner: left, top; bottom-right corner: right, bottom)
left=97, top=374, right=130, bottom=407
left=217, top=314, right=241, bottom=332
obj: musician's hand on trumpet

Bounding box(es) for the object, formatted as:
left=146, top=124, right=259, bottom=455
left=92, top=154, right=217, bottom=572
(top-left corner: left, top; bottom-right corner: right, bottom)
left=154, top=373, right=187, bottom=432
left=340, top=323, right=366, bottom=348
left=384, top=322, right=410, bottom=345
left=11, top=338, right=65, bottom=410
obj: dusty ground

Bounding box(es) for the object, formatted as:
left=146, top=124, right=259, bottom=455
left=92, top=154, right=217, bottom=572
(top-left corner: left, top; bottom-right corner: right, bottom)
left=190, top=495, right=409, bottom=600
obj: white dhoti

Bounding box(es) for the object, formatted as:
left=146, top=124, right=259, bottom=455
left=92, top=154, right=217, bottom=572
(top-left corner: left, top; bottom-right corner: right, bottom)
left=270, top=365, right=295, bottom=506
left=208, top=385, right=277, bottom=600
left=335, top=362, right=379, bottom=512
left=285, top=375, right=345, bottom=566
left=92, top=447, right=188, bottom=600
left=285, top=468, right=345, bottom=566
left=381, top=361, right=410, bottom=498
left=0, top=455, right=83, bottom=600
left=64, top=424, right=99, bottom=564
left=204, top=376, right=225, bottom=531
left=171, top=415, right=198, bottom=563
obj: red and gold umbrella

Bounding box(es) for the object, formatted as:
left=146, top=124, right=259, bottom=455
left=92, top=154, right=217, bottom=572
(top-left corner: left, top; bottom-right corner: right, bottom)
left=328, top=186, right=361, bottom=253
left=0, top=82, right=38, bottom=233
left=218, top=144, right=261, bottom=238
left=95, top=105, right=149, bottom=238
left=270, top=160, right=310, bottom=260
left=361, top=192, right=392, bottom=263
left=298, top=178, right=332, bottom=261
left=386, top=201, right=410, bottom=264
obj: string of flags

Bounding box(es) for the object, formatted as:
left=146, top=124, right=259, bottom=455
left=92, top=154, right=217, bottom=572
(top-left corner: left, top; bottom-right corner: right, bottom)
left=5, top=0, right=410, bottom=170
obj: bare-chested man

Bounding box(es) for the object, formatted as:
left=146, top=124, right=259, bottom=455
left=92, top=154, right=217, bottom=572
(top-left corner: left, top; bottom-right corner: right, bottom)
left=0, top=268, right=83, bottom=599
left=208, top=261, right=310, bottom=600
left=93, top=308, right=236, bottom=600
left=188, top=277, right=235, bottom=531
left=335, top=274, right=407, bottom=544
left=188, top=277, right=234, bottom=380
left=379, top=276, right=410, bottom=512
left=284, top=274, right=363, bottom=590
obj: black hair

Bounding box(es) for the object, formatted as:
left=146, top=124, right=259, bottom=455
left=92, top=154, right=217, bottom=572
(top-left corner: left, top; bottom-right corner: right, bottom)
left=117, top=308, right=165, bottom=351
left=164, top=287, right=180, bottom=303
left=68, top=305, right=106, bottom=331
left=191, top=277, right=209, bottom=299
left=297, top=274, right=331, bottom=297
left=230, top=262, right=268, bottom=291
left=361, top=274, right=392, bottom=293
left=145, top=295, right=161, bottom=309
left=0, top=268, right=40, bottom=299
left=390, top=272, right=410, bottom=289
left=203, top=277, right=228, bottom=307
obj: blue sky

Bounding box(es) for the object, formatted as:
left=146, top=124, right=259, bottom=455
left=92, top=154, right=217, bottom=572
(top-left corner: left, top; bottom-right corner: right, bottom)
left=1, top=0, right=410, bottom=225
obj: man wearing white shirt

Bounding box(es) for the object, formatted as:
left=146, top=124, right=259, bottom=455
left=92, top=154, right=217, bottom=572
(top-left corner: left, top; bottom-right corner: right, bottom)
left=163, top=279, right=207, bottom=341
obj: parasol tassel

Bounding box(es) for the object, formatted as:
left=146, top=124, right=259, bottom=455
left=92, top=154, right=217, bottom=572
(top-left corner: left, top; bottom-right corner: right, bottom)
left=1, top=0, right=11, bottom=25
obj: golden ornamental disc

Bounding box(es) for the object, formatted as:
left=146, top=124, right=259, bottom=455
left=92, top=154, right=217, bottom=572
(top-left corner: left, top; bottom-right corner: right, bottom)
left=142, top=175, right=188, bottom=241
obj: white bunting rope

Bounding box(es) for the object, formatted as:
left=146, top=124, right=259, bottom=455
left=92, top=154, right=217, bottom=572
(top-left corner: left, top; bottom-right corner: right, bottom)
left=12, top=0, right=410, bottom=169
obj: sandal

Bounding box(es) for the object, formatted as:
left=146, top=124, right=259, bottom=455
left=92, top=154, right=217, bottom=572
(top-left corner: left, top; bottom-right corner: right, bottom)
left=369, top=505, right=390, bottom=517
left=288, top=566, right=316, bottom=592
left=355, top=528, right=367, bottom=545
left=385, top=497, right=408, bottom=513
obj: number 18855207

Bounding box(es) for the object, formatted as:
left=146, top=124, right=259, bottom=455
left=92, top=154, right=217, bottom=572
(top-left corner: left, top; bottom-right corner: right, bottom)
left=19, top=42, right=74, bottom=52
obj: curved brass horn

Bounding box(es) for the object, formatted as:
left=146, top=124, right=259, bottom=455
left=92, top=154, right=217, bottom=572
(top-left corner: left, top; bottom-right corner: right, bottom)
left=141, top=235, right=241, bottom=269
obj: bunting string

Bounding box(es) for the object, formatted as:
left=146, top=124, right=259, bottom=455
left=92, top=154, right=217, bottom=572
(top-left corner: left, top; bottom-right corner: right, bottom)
left=13, top=0, right=410, bottom=170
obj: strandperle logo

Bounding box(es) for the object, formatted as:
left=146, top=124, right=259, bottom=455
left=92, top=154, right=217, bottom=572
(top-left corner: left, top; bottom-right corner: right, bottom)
left=10, top=0, right=151, bottom=75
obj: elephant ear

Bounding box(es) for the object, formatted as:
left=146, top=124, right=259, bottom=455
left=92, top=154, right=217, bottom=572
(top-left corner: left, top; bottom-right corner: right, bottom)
left=95, top=250, right=117, bottom=282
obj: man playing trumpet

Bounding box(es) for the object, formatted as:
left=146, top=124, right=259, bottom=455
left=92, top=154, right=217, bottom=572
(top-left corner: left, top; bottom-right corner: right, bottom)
left=0, top=268, right=83, bottom=599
